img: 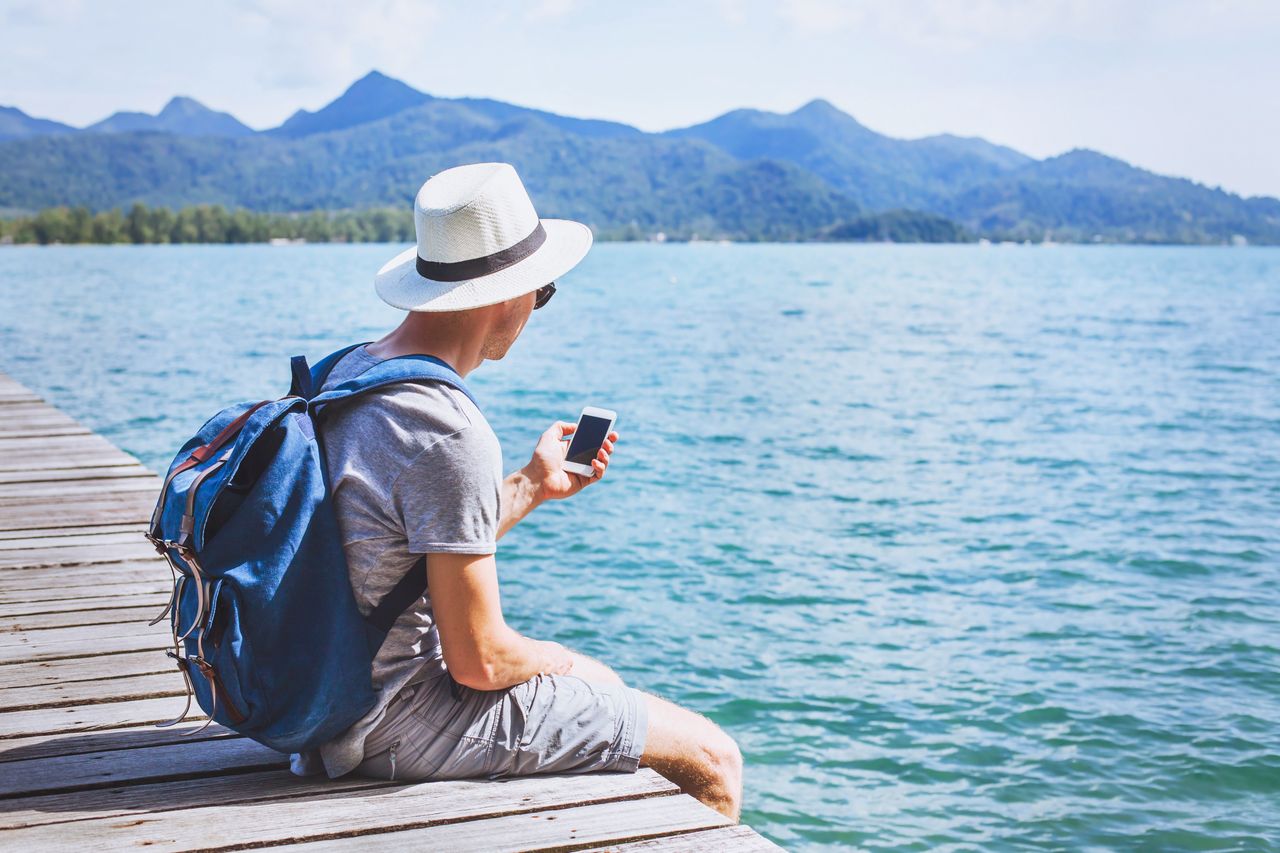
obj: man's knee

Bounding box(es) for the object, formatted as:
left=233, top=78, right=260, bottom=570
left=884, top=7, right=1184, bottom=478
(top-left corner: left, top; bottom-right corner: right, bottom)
left=697, top=727, right=743, bottom=784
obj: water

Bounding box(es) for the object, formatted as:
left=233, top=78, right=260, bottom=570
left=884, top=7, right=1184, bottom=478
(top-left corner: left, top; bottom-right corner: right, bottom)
left=1, top=243, right=1278, bottom=850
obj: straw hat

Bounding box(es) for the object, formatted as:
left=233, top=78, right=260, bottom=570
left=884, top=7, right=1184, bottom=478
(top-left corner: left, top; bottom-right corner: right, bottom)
left=375, top=162, right=593, bottom=312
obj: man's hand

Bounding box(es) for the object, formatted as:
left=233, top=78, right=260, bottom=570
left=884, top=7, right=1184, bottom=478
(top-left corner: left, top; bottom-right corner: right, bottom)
left=522, top=421, right=618, bottom=502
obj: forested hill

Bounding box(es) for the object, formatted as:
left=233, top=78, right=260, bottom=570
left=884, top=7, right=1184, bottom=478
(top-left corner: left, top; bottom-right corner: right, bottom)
left=2, top=71, right=1277, bottom=244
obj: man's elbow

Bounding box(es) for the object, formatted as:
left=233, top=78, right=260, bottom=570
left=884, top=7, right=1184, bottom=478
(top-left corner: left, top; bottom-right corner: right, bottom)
left=444, top=651, right=507, bottom=691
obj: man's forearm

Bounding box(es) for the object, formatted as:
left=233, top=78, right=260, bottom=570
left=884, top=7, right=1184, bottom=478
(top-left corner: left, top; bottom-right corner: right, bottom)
left=455, top=626, right=572, bottom=690
left=497, top=467, right=542, bottom=540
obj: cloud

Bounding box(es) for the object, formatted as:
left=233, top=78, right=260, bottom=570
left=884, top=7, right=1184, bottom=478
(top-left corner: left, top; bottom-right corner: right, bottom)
left=3, top=0, right=85, bottom=26
left=526, top=0, right=579, bottom=21
left=227, top=0, right=443, bottom=90
left=768, top=0, right=1279, bottom=50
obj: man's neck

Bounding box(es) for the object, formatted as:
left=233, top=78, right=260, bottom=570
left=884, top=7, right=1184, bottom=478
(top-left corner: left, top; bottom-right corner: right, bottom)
left=366, top=312, right=488, bottom=377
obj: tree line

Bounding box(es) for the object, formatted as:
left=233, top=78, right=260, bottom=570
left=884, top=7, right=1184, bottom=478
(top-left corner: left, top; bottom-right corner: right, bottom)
left=0, top=204, right=416, bottom=245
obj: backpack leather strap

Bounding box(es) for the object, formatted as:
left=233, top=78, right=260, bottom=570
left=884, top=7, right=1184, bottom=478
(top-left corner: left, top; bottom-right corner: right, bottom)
left=148, top=399, right=275, bottom=544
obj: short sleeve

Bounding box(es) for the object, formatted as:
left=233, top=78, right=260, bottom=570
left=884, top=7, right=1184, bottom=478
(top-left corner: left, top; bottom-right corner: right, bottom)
left=392, top=425, right=501, bottom=555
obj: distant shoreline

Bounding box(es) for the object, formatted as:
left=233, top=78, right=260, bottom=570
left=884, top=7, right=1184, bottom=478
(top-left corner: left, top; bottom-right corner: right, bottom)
left=0, top=203, right=1266, bottom=247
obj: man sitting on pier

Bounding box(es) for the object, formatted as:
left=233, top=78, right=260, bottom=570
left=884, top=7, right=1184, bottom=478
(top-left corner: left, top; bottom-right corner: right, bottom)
left=288, top=162, right=743, bottom=822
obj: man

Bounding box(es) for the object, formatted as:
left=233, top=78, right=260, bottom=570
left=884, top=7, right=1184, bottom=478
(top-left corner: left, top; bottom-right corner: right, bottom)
left=289, top=162, right=743, bottom=821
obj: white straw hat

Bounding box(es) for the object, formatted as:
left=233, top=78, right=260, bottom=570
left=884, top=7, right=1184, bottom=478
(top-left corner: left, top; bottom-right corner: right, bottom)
left=374, top=162, right=593, bottom=312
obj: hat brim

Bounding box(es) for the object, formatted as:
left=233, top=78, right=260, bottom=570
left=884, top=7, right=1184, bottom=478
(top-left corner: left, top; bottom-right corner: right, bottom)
left=374, top=218, right=593, bottom=312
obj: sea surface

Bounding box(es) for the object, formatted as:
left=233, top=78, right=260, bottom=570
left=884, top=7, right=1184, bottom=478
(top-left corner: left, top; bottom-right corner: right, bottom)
left=1, top=243, right=1278, bottom=850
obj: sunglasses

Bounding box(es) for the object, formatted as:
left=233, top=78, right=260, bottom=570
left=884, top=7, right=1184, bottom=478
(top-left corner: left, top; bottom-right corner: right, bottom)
left=534, top=282, right=556, bottom=310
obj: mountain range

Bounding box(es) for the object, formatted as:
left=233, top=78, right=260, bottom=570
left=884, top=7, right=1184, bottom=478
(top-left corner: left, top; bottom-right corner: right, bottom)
left=2, top=70, right=1277, bottom=244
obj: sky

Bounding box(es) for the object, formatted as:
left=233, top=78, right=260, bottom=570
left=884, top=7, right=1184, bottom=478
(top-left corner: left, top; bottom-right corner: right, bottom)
left=3, top=0, right=1279, bottom=198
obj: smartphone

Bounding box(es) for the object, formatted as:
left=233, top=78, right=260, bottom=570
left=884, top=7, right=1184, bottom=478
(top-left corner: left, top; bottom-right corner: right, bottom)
left=562, top=406, right=617, bottom=477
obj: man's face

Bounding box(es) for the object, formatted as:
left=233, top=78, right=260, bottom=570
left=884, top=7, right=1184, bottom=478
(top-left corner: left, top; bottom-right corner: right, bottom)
left=480, top=289, right=537, bottom=360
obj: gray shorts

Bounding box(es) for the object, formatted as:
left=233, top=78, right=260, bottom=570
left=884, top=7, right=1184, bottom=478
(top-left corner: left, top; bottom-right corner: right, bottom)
left=354, top=669, right=648, bottom=782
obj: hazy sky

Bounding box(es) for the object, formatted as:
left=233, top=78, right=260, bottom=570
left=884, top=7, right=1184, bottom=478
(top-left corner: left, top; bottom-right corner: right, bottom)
left=3, top=0, right=1278, bottom=198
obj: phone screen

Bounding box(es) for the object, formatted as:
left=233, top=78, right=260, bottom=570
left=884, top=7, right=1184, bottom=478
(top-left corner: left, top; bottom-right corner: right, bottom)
left=566, top=414, right=612, bottom=466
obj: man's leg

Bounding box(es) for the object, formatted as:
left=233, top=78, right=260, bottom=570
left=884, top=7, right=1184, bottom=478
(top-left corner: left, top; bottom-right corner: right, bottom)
left=566, top=650, right=744, bottom=823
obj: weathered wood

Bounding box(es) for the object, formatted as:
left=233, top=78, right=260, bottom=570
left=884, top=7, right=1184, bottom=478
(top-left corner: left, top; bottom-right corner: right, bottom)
left=0, top=735, right=285, bottom=798
left=0, top=771, right=691, bottom=852
left=580, top=825, right=784, bottom=851
left=0, top=581, right=165, bottom=605
left=0, top=542, right=161, bottom=568
left=0, top=769, right=395, bottom=830
left=0, top=603, right=164, bottom=632
left=0, top=567, right=160, bottom=594
left=0, top=670, right=180, bottom=712
left=0, top=371, right=776, bottom=851
left=0, top=628, right=168, bottom=665
left=0, top=694, right=198, bottom=739
left=0, top=467, right=152, bottom=486
left=0, top=452, right=143, bottom=471
left=0, top=480, right=157, bottom=500
left=0, top=719, right=231, bottom=763
left=0, top=530, right=152, bottom=550
left=269, top=795, right=727, bottom=853
left=0, top=592, right=168, bottom=617
left=0, top=649, right=169, bottom=689
left=0, top=617, right=168, bottom=649
left=0, top=496, right=154, bottom=532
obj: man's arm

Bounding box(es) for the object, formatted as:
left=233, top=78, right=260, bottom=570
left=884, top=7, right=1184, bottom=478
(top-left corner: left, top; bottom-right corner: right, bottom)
left=428, top=551, right=574, bottom=690
left=496, top=423, right=618, bottom=540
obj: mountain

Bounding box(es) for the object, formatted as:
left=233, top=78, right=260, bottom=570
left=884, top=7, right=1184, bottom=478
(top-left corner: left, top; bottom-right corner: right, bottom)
left=1, top=71, right=1277, bottom=244
left=0, top=99, right=855, bottom=240
left=0, top=106, right=75, bottom=140
left=941, top=149, right=1280, bottom=243
left=663, top=98, right=1033, bottom=209
left=269, top=71, right=642, bottom=141
left=86, top=96, right=253, bottom=138
left=267, top=71, right=433, bottom=138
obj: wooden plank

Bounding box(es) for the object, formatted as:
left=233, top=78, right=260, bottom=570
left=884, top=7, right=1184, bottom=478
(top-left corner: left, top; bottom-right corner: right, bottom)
left=0, top=628, right=168, bottom=665
left=0, top=541, right=162, bottom=568
left=580, top=826, right=783, bottom=851
left=0, top=649, right=170, bottom=689
left=0, top=771, right=688, bottom=852
left=0, top=434, right=133, bottom=454
left=0, top=507, right=154, bottom=535
left=0, top=479, right=156, bottom=500
left=272, top=795, right=727, bottom=853
left=0, top=581, right=165, bottom=605
left=0, top=427, right=92, bottom=440
left=0, top=719, right=232, bottom=763
left=0, top=670, right=180, bottom=712
left=0, top=530, right=151, bottom=551
left=0, top=485, right=156, bottom=506
left=0, top=694, right=201, bottom=739
left=0, top=592, right=168, bottom=617
left=0, top=467, right=153, bottom=486
left=0, top=521, right=150, bottom=540
left=0, top=769, right=396, bottom=830
left=0, top=453, right=143, bottom=474
left=0, top=491, right=154, bottom=518
left=0, top=736, right=285, bottom=798
left=0, top=565, right=160, bottom=593
left=1, top=603, right=162, bottom=632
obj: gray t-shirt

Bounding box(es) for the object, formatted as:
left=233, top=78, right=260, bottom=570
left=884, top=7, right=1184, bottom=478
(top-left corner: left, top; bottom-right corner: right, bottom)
left=288, top=344, right=503, bottom=779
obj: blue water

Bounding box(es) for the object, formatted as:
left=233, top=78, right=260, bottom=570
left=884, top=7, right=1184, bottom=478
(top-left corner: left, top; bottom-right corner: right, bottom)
left=1, top=243, right=1278, bottom=850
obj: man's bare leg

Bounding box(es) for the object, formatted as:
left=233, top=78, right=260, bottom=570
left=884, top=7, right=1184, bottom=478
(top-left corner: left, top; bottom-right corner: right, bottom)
left=565, top=650, right=744, bottom=823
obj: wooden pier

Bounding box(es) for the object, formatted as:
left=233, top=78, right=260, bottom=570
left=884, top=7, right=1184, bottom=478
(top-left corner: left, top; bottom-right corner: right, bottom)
left=0, top=370, right=779, bottom=851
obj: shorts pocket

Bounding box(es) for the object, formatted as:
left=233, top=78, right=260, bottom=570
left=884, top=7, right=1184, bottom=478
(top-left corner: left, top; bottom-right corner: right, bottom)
left=392, top=718, right=461, bottom=781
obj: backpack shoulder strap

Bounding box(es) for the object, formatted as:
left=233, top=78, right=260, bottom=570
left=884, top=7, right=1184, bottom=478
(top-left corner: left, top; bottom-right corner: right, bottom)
left=298, top=348, right=478, bottom=649
left=289, top=342, right=369, bottom=400
left=306, top=352, right=479, bottom=413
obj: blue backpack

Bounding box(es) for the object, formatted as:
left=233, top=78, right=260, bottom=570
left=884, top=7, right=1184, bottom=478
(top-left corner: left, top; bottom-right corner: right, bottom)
left=144, top=342, right=475, bottom=753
